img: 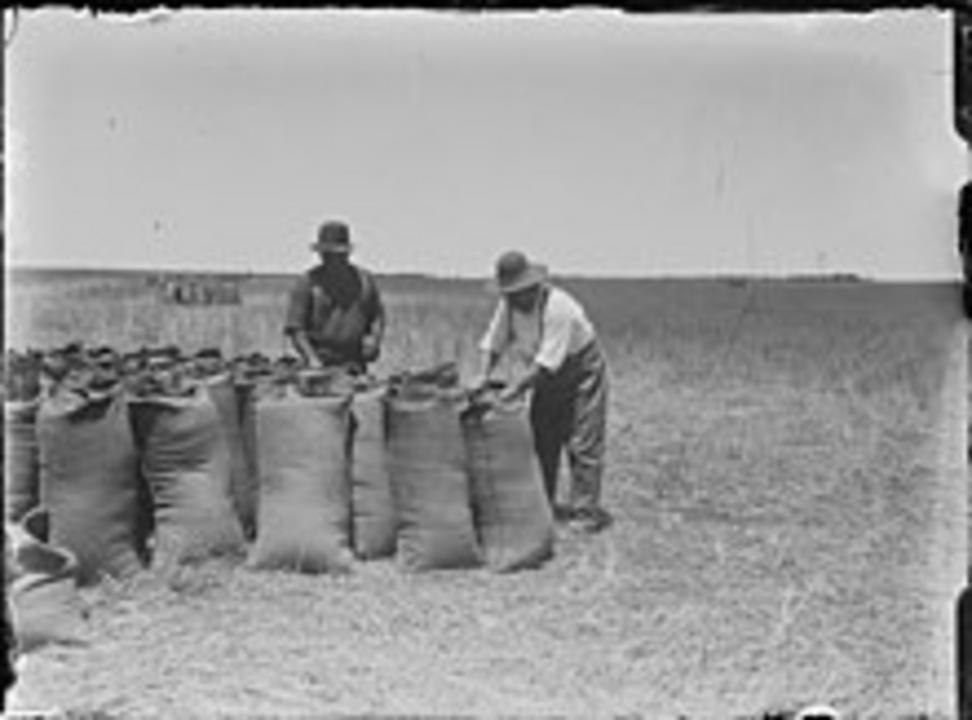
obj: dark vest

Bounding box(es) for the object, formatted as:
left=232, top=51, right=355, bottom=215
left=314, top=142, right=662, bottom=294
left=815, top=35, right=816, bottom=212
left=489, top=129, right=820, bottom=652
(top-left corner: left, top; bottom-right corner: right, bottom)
left=304, top=265, right=378, bottom=365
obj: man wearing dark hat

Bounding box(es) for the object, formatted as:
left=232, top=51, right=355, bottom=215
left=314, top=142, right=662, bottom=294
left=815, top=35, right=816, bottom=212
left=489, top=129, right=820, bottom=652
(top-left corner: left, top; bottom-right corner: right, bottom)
left=475, top=250, right=612, bottom=534
left=285, top=221, right=385, bottom=374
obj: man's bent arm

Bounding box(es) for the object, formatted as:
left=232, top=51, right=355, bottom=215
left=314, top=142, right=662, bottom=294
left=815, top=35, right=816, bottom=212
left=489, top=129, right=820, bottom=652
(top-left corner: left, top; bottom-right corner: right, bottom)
left=474, top=350, right=502, bottom=389
left=504, top=361, right=545, bottom=401
left=288, top=329, right=322, bottom=368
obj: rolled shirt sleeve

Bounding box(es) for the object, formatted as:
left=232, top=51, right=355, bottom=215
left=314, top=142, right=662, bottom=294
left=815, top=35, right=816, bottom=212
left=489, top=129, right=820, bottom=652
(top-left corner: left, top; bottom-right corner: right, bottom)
left=479, top=301, right=509, bottom=355
left=533, top=287, right=596, bottom=373
left=284, top=274, right=311, bottom=334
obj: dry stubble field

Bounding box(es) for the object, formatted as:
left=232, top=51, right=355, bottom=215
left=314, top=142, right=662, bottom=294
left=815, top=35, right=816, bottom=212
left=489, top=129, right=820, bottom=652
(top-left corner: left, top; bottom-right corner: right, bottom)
left=3, top=270, right=968, bottom=719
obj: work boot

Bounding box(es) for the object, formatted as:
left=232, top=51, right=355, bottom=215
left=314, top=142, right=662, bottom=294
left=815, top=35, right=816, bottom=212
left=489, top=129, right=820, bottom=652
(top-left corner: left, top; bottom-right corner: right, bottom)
left=569, top=507, right=613, bottom=534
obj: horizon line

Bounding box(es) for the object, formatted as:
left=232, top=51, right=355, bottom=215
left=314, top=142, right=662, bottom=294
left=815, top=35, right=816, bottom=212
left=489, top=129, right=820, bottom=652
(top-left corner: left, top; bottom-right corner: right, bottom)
left=5, top=263, right=938, bottom=283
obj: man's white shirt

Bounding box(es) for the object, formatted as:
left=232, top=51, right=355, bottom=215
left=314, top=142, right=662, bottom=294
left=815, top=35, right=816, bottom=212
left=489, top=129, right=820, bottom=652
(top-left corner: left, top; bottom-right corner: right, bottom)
left=479, top=285, right=596, bottom=373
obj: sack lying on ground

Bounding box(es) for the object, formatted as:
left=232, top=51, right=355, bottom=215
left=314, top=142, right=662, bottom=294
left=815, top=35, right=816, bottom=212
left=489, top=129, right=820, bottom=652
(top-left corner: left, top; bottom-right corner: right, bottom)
left=130, top=384, right=246, bottom=569
left=37, top=387, right=145, bottom=586
left=247, top=385, right=354, bottom=574
left=462, top=395, right=554, bottom=572
left=349, top=385, right=396, bottom=559
left=4, top=506, right=49, bottom=587
left=203, top=373, right=259, bottom=541
left=15, top=502, right=53, bottom=549
left=4, top=399, right=41, bottom=524
left=9, top=508, right=89, bottom=653
left=386, top=389, right=482, bottom=572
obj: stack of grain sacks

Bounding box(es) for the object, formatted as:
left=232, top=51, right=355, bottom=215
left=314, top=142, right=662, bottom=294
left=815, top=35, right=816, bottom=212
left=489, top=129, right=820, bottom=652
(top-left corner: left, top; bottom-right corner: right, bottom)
left=5, top=344, right=142, bottom=655
left=383, top=363, right=554, bottom=573
left=2, top=346, right=556, bottom=653
left=241, top=359, right=554, bottom=575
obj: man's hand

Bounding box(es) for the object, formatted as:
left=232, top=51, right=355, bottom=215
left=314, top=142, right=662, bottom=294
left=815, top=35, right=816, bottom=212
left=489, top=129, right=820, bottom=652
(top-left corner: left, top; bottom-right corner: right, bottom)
left=498, top=383, right=524, bottom=404
left=361, top=335, right=381, bottom=363
left=469, top=372, right=492, bottom=394
left=289, top=330, right=324, bottom=370
left=499, top=362, right=545, bottom=404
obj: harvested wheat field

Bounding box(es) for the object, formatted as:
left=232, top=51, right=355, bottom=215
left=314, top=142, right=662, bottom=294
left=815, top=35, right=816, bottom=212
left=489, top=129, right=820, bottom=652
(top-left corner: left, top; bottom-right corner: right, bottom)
left=4, top=271, right=967, bottom=719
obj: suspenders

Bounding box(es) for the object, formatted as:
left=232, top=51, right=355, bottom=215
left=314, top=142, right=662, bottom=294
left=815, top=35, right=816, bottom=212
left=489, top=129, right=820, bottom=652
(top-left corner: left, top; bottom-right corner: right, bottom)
left=505, top=284, right=550, bottom=355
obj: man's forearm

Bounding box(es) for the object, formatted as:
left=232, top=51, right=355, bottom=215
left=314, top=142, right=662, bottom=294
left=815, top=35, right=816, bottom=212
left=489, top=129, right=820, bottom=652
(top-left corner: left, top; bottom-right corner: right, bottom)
left=479, top=350, right=500, bottom=380
left=288, top=330, right=320, bottom=366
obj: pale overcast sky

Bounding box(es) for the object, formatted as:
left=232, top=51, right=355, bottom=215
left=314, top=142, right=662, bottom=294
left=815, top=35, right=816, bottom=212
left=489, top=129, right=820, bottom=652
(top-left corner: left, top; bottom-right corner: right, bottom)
left=5, top=9, right=965, bottom=278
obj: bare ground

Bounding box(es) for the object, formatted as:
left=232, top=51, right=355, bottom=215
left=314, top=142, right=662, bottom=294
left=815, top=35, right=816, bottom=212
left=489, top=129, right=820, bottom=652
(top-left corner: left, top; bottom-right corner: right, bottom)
left=4, top=281, right=967, bottom=719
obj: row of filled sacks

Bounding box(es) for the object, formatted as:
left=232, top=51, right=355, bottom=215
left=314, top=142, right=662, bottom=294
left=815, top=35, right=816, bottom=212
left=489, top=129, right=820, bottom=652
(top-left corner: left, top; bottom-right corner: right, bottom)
left=3, top=376, right=389, bottom=584
left=4, top=379, right=246, bottom=585
left=4, top=370, right=554, bottom=582
left=246, top=378, right=555, bottom=574
left=247, top=381, right=388, bottom=573
left=4, top=343, right=364, bottom=547
left=2, top=347, right=262, bottom=536
left=386, top=379, right=555, bottom=573
left=5, top=384, right=153, bottom=586
left=6, top=343, right=309, bottom=544
left=0, top=387, right=552, bottom=657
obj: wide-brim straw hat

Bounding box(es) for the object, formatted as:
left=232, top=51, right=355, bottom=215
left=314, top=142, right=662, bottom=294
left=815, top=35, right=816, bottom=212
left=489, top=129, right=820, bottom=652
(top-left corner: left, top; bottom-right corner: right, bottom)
left=310, top=221, right=353, bottom=254
left=488, top=250, right=548, bottom=294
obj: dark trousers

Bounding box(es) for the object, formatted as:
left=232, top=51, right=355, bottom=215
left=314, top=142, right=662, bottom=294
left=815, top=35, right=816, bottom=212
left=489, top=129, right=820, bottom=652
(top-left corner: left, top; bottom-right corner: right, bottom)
left=959, top=582, right=972, bottom=720
left=529, top=340, right=608, bottom=512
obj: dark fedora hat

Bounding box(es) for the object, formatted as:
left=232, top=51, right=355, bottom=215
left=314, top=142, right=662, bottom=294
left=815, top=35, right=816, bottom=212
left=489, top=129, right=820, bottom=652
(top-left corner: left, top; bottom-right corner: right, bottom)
left=311, top=221, right=353, bottom=253
left=490, top=250, right=548, bottom=295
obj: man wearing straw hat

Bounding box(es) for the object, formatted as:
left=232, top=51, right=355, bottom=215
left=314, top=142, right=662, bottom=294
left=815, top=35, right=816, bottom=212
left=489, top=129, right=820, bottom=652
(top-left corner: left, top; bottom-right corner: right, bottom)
left=285, top=220, right=385, bottom=374
left=475, top=250, right=612, bottom=534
